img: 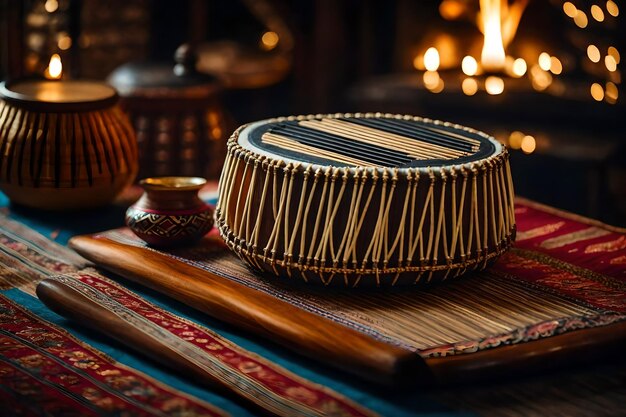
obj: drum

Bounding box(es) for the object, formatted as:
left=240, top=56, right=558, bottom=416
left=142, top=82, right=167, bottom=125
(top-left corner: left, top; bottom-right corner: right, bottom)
left=216, top=113, right=516, bottom=287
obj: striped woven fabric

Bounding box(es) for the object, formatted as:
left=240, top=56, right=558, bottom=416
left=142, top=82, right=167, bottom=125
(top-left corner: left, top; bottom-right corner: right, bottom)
left=0, top=294, right=226, bottom=417
left=100, top=197, right=626, bottom=358
left=0, top=214, right=376, bottom=417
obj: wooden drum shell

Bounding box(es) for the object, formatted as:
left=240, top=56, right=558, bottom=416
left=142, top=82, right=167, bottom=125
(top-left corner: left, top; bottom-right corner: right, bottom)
left=217, top=115, right=516, bottom=288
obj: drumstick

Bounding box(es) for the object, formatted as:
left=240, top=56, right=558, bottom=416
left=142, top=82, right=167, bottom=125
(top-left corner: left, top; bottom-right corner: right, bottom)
left=67, top=235, right=425, bottom=385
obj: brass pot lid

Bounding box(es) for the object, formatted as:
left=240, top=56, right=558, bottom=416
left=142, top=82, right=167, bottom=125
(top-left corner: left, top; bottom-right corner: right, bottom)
left=107, top=44, right=221, bottom=99
left=0, top=79, right=119, bottom=112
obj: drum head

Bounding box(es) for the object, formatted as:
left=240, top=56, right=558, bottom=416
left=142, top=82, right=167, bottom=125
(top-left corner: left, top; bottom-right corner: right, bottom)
left=240, top=114, right=497, bottom=168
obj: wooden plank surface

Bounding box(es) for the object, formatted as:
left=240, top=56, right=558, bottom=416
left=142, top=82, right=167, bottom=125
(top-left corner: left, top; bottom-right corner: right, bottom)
left=69, top=234, right=626, bottom=385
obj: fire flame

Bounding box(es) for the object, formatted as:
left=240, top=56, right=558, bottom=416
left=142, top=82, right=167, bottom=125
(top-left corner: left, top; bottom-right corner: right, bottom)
left=478, top=0, right=528, bottom=72
left=44, top=54, right=62, bottom=79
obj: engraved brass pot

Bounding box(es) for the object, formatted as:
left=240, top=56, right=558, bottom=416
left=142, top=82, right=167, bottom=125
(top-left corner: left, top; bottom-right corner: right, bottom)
left=125, top=177, right=214, bottom=247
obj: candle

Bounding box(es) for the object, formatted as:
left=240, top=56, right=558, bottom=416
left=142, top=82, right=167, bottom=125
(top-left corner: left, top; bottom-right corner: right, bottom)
left=44, top=54, right=63, bottom=80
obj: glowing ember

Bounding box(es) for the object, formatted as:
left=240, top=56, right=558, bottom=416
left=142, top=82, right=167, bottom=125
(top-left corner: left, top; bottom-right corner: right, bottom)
left=44, top=54, right=62, bottom=79
left=424, top=47, right=440, bottom=71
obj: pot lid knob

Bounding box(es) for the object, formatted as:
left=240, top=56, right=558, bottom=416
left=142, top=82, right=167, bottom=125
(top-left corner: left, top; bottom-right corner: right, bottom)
left=174, top=43, right=197, bottom=77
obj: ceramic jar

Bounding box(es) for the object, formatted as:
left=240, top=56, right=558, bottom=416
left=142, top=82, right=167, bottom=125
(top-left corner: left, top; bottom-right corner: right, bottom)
left=125, top=177, right=214, bottom=247
left=108, top=44, right=230, bottom=180
left=0, top=80, right=138, bottom=210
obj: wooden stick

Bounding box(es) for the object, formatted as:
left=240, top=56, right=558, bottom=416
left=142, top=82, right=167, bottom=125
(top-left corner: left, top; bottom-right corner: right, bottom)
left=262, top=133, right=383, bottom=167
left=276, top=124, right=410, bottom=164
left=307, top=119, right=466, bottom=159
left=68, top=235, right=424, bottom=385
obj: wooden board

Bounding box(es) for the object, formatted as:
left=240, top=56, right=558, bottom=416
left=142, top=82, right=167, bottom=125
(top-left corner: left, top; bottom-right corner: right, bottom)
left=69, top=230, right=626, bottom=385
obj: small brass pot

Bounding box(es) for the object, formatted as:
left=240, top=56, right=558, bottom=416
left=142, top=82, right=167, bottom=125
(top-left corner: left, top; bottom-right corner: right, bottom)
left=125, top=177, right=214, bottom=247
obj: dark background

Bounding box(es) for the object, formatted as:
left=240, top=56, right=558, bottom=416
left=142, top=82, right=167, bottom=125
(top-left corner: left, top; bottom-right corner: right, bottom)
left=1, top=0, right=625, bottom=225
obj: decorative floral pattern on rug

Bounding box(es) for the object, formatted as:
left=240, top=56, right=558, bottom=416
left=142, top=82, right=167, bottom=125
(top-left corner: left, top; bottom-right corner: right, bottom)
left=0, top=294, right=226, bottom=417
left=50, top=272, right=377, bottom=417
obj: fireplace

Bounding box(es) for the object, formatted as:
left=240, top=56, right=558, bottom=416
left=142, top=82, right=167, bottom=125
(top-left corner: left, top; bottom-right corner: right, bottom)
left=346, top=0, right=625, bottom=225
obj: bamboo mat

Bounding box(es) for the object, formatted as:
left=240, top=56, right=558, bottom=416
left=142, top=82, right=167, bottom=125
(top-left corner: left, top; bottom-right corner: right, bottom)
left=99, top=216, right=625, bottom=358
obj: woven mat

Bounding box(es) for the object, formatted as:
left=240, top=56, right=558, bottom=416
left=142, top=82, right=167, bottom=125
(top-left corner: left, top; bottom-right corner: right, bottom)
left=98, top=197, right=626, bottom=358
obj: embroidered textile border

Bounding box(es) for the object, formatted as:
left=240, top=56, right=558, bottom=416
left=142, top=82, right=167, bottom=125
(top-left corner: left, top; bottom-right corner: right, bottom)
left=0, top=214, right=376, bottom=417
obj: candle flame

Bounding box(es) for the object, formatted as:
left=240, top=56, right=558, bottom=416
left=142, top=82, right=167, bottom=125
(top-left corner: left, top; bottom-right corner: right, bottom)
left=424, top=47, right=440, bottom=71
left=605, top=82, right=618, bottom=104
left=462, top=77, right=478, bottom=95
left=511, top=58, right=527, bottom=76
left=45, top=54, right=62, bottom=79
left=485, top=75, right=504, bottom=95
left=521, top=135, right=536, bottom=154
left=478, top=0, right=527, bottom=72
left=260, top=31, right=279, bottom=51
left=462, top=56, right=478, bottom=76
left=591, top=83, right=604, bottom=101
